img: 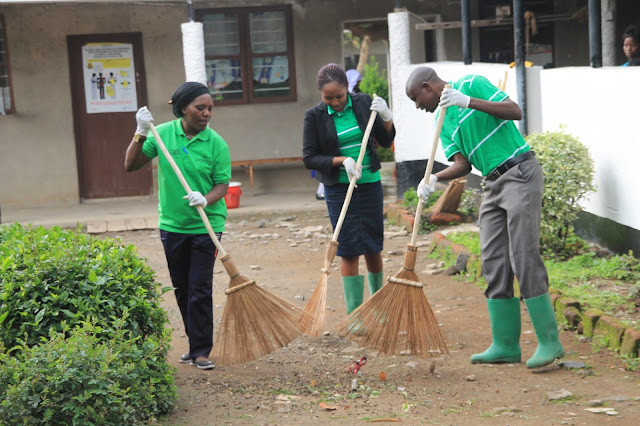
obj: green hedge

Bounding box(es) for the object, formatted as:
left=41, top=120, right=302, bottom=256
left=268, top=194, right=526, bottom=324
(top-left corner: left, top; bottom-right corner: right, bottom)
left=0, top=224, right=176, bottom=422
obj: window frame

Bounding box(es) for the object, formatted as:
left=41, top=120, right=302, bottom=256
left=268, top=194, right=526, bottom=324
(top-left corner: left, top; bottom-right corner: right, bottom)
left=0, top=14, right=15, bottom=115
left=196, top=5, right=297, bottom=106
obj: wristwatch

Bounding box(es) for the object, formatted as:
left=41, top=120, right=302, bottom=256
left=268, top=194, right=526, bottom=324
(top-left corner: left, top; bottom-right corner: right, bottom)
left=133, top=133, right=146, bottom=144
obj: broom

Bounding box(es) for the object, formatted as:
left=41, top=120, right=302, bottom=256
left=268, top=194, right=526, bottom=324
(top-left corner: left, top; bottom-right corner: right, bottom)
left=335, top=91, right=451, bottom=357
left=300, top=106, right=379, bottom=337
left=149, top=121, right=308, bottom=365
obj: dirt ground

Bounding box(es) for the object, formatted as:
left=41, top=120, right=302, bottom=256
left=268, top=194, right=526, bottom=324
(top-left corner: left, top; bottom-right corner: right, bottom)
left=106, top=210, right=640, bottom=425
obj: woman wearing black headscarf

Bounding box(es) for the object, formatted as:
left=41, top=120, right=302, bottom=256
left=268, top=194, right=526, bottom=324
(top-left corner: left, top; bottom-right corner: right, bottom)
left=125, top=82, right=231, bottom=370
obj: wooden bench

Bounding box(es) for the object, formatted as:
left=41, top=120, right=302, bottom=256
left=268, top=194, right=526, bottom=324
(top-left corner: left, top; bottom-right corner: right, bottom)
left=231, top=157, right=303, bottom=194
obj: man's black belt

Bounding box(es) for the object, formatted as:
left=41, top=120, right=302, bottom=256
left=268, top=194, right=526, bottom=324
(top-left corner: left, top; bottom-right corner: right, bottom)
left=485, top=151, right=535, bottom=181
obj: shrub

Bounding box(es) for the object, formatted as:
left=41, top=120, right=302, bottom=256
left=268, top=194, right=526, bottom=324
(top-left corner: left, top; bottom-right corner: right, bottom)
left=0, top=225, right=176, bottom=422
left=0, top=320, right=176, bottom=424
left=359, top=56, right=394, bottom=163
left=0, top=224, right=169, bottom=350
left=526, top=127, right=595, bottom=257
left=458, top=188, right=480, bottom=219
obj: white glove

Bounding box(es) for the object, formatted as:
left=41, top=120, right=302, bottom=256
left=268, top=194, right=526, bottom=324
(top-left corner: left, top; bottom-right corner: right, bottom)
left=417, top=174, right=438, bottom=202
left=342, top=157, right=362, bottom=181
left=438, top=88, right=470, bottom=109
left=135, top=106, right=154, bottom=136
left=370, top=96, right=392, bottom=122
left=183, top=191, right=208, bottom=208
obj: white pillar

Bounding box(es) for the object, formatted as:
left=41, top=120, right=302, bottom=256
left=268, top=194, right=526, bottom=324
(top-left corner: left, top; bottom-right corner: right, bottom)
left=601, top=0, right=616, bottom=66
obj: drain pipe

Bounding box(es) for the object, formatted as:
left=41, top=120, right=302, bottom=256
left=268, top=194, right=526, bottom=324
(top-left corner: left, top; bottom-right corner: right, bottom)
left=513, top=0, right=527, bottom=135
left=461, top=0, right=472, bottom=64
left=187, top=0, right=194, bottom=22
left=588, top=0, right=602, bottom=68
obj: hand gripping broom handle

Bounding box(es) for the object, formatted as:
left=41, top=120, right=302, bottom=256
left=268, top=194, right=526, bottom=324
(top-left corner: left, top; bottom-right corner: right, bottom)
left=330, top=106, right=378, bottom=242
left=149, top=122, right=228, bottom=258
left=410, top=85, right=450, bottom=246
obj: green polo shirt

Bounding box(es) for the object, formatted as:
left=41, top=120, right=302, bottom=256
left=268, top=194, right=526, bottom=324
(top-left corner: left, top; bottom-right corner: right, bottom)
left=438, top=74, right=530, bottom=176
left=328, top=96, right=380, bottom=184
left=142, top=119, right=231, bottom=233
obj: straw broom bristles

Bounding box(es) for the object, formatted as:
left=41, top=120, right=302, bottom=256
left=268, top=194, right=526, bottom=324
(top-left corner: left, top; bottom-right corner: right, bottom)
left=300, top=241, right=338, bottom=336
left=212, top=255, right=310, bottom=365
left=335, top=244, right=448, bottom=356
left=335, top=92, right=450, bottom=357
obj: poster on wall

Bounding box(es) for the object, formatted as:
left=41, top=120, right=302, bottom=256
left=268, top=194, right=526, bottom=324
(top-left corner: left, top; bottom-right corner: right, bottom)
left=82, top=42, right=137, bottom=114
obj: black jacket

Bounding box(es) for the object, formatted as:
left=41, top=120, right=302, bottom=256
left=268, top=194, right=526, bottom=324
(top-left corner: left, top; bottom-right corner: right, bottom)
left=302, top=93, right=395, bottom=186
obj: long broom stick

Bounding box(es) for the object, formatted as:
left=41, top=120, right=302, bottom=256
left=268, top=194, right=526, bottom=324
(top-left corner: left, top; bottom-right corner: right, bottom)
left=300, top=105, right=379, bottom=337
left=149, top=121, right=308, bottom=365
left=335, top=88, right=451, bottom=356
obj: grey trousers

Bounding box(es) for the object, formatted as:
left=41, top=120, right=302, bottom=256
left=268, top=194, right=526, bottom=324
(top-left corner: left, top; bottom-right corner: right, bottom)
left=479, top=157, right=549, bottom=300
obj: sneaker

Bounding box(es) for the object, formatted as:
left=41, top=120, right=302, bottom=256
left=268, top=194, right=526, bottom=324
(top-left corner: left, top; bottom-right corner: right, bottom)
left=179, top=353, right=192, bottom=363
left=190, top=359, right=216, bottom=370
left=316, top=194, right=325, bottom=200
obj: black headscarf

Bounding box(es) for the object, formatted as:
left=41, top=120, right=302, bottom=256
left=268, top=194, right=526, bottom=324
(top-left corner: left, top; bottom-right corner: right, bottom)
left=170, top=82, right=210, bottom=117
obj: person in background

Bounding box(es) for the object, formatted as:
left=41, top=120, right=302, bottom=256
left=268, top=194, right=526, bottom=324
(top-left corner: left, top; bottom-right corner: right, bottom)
left=405, top=66, right=564, bottom=370
left=622, top=24, right=640, bottom=66
left=303, top=63, right=395, bottom=314
left=346, top=69, right=362, bottom=94
left=124, top=82, right=231, bottom=370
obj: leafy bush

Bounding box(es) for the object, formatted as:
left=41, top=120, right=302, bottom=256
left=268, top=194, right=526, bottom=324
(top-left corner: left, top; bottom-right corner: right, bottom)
left=0, top=224, right=169, bottom=350
left=0, top=320, right=176, bottom=424
left=0, top=224, right=176, bottom=422
left=359, top=56, right=394, bottom=163
left=402, top=187, right=442, bottom=213
left=458, top=188, right=480, bottom=219
left=526, top=127, right=595, bottom=256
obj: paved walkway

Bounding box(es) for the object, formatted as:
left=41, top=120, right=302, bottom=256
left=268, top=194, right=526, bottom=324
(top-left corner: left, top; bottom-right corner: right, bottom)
left=1, top=192, right=332, bottom=233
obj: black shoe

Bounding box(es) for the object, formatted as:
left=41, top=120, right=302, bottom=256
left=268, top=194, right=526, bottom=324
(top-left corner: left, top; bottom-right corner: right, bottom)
left=190, top=359, right=216, bottom=370
left=316, top=194, right=325, bottom=200
left=179, top=353, right=192, bottom=363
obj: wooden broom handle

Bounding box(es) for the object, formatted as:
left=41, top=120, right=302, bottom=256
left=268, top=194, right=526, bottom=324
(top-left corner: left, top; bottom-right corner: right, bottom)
left=331, top=103, right=379, bottom=242
left=149, top=121, right=228, bottom=258
left=410, top=84, right=450, bottom=245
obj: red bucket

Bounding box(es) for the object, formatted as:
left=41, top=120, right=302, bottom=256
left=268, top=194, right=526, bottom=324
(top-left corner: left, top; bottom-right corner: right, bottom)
left=224, top=182, right=243, bottom=209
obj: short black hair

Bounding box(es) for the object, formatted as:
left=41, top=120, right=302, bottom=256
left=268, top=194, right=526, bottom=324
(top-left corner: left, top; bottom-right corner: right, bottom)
left=623, top=24, right=640, bottom=42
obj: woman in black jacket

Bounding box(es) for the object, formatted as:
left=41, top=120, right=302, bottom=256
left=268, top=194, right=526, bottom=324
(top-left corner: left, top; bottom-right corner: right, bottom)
left=303, top=63, right=395, bottom=314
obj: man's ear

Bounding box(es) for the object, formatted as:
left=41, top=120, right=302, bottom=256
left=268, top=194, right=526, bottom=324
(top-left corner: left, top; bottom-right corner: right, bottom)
left=422, top=81, right=432, bottom=92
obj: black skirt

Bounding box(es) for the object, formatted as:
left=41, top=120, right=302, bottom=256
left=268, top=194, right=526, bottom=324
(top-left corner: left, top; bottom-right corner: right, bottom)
left=324, top=181, right=384, bottom=257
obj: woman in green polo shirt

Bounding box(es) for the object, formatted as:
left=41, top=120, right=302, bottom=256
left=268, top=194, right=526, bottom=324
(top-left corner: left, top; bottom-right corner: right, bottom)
left=303, top=63, right=395, bottom=314
left=125, top=82, right=231, bottom=370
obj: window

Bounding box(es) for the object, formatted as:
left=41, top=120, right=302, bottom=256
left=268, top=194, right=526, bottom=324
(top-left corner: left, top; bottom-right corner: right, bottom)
left=198, top=5, right=297, bottom=105
left=0, top=15, right=14, bottom=115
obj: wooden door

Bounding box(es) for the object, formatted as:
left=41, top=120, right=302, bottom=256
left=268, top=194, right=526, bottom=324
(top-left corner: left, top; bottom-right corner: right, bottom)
left=67, top=33, right=151, bottom=199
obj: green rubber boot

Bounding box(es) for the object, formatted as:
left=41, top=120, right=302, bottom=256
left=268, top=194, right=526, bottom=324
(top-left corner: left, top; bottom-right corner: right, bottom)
left=342, top=275, right=364, bottom=314
left=367, top=271, right=384, bottom=296
left=470, top=298, right=522, bottom=364
left=524, top=293, right=565, bottom=369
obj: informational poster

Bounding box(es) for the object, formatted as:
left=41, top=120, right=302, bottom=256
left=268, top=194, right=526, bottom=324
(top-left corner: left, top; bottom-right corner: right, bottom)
left=82, top=43, right=137, bottom=113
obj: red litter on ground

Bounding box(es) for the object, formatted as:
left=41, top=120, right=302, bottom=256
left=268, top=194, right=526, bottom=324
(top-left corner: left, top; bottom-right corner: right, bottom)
left=345, top=356, right=367, bottom=375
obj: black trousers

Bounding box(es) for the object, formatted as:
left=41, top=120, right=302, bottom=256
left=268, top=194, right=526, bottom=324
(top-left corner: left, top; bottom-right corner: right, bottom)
left=160, top=230, right=220, bottom=359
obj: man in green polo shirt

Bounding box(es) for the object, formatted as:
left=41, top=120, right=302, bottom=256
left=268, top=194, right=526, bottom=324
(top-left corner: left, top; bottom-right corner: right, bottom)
left=405, top=67, right=564, bottom=370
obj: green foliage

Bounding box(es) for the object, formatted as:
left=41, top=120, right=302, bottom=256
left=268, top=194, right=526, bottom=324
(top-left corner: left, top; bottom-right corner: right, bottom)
left=402, top=187, right=442, bottom=213
left=0, top=224, right=168, bottom=350
left=359, top=56, right=388, bottom=103
left=358, top=56, right=394, bottom=163
left=458, top=188, right=480, bottom=219
left=525, top=127, right=595, bottom=256
left=0, top=224, right=176, bottom=422
left=447, top=232, right=481, bottom=256
left=0, top=321, right=176, bottom=424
